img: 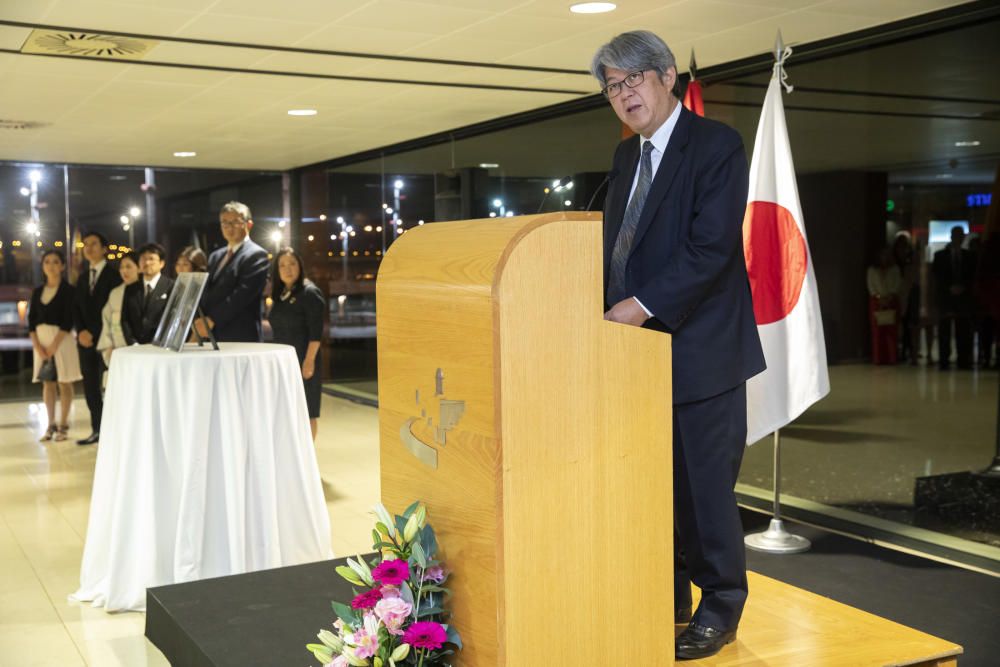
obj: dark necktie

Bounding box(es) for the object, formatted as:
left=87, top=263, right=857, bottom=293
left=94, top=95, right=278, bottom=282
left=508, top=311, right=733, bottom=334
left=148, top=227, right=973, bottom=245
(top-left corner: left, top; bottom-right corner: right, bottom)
left=89, top=268, right=97, bottom=294
left=608, top=141, right=654, bottom=305
left=144, top=282, right=152, bottom=305
left=218, top=247, right=235, bottom=272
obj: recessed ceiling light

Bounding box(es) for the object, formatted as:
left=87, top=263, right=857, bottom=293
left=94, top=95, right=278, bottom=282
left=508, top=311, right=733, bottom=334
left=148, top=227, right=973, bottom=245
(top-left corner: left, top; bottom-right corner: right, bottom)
left=173, top=151, right=197, bottom=157
left=570, top=2, right=617, bottom=14
left=288, top=109, right=318, bottom=116
left=479, top=163, right=500, bottom=169
left=954, top=140, right=980, bottom=147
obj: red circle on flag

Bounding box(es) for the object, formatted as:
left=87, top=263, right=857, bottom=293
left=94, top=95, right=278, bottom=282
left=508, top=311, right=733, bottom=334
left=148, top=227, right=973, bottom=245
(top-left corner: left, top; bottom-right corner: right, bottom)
left=742, top=200, right=808, bottom=325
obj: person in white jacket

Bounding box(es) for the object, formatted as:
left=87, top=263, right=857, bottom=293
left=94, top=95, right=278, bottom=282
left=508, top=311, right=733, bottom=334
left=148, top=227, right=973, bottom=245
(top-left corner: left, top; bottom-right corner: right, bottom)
left=97, top=252, right=140, bottom=367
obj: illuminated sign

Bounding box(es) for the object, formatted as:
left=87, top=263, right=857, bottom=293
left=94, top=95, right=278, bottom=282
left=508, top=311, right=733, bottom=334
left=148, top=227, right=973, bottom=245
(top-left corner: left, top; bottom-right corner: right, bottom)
left=966, top=193, right=991, bottom=207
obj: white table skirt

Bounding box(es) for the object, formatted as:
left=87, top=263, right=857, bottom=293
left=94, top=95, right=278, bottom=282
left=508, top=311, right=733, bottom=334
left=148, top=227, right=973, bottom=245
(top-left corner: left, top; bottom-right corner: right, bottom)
left=72, top=343, right=333, bottom=612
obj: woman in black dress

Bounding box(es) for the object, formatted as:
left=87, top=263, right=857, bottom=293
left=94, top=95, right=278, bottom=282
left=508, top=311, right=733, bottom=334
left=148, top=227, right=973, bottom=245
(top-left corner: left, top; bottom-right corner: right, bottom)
left=269, top=248, right=326, bottom=440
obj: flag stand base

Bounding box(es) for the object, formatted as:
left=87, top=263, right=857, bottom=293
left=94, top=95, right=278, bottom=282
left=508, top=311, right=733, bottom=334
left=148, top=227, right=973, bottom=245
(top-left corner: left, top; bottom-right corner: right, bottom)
left=743, top=430, right=811, bottom=554
left=745, top=518, right=811, bottom=553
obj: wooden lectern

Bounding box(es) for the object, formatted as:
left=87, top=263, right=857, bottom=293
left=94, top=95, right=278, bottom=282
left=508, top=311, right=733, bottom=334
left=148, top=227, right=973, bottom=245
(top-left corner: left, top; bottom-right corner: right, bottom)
left=378, top=212, right=673, bottom=665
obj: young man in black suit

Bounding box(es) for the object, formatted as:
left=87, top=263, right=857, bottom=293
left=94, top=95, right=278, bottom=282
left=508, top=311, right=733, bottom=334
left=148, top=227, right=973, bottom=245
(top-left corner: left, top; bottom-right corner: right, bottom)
left=196, top=201, right=269, bottom=343
left=123, top=243, right=174, bottom=345
left=592, top=31, right=765, bottom=659
left=73, top=231, right=122, bottom=446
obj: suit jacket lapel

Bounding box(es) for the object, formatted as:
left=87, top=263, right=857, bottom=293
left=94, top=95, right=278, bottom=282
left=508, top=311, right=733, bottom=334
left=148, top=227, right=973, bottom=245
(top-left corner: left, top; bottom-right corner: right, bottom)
left=628, top=106, right=693, bottom=258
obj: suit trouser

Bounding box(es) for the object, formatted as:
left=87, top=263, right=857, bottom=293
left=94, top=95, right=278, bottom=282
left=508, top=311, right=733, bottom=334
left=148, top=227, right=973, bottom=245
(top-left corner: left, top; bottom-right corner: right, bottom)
left=938, top=314, right=973, bottom=367
left=77, top=345, right=105, bottom=432
left=673, top=382, right=748, bottom=633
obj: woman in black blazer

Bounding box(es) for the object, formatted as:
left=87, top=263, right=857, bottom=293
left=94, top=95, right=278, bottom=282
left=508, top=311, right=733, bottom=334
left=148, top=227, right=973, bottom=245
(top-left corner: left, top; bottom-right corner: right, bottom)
left=28, top=250, right=82, bottom=441
left=269, top=248, right=326, bottom=440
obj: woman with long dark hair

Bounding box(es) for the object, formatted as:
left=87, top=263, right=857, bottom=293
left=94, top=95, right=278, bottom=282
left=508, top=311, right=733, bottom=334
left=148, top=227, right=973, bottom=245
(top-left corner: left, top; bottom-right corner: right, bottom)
left=268, top=247, right=326, bottom=439
left=28, top=249, right=82, bottom=441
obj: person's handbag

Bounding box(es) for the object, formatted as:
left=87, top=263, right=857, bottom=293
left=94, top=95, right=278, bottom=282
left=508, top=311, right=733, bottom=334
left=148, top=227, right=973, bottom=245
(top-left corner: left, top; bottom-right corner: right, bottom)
left=874, top=309, right=896, bottom=326
left=37, top=357, right=57, bottom=382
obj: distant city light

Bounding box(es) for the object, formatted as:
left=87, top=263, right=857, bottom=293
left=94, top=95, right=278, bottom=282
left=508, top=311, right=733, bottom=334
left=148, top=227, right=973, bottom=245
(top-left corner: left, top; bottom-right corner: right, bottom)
left=393, top=180, right=404, bottom=189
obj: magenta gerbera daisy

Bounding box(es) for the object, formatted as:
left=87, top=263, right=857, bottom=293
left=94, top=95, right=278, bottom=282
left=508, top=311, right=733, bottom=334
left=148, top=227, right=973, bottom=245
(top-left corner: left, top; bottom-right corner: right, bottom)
left=402, top=621, right=448, bottom=650
left=350, top=588, right=383, bottom=610
left=371, top=558, right=410, bottom=586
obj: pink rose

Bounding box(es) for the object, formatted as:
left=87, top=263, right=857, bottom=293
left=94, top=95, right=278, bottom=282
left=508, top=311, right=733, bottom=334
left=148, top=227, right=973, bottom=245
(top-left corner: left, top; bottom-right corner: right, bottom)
left=374, top=596, right=413, bottom=636
left=380, top=585, right=401, bottom=599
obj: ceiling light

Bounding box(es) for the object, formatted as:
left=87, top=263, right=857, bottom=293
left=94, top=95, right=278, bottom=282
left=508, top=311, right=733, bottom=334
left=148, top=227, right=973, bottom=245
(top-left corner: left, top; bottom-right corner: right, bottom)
left=288, top=109, right=317, bottom=116
left=173, top=151, right=197, bottom=157
left=954, top=140, right=980, bottom=147
left=570, top=2, right=617, bottom=14
left=479, top=163, right=499, bottom=169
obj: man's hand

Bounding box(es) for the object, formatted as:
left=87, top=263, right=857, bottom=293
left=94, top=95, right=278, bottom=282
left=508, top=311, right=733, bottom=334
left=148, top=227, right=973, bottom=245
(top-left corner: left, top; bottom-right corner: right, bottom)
left=302, top=358, right=315, bottom=380
left=78, top=330, right=94, bottom=347
left=604, top=297, right=650, bottom=327
left=193, top=317, right=211, bottom=339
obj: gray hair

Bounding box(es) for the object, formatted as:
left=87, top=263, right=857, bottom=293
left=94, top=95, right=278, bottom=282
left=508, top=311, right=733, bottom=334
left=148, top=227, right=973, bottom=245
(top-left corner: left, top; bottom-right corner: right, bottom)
left=220, top=200, right=252, bottom=222
left=590, top=30, right=677, bottom=90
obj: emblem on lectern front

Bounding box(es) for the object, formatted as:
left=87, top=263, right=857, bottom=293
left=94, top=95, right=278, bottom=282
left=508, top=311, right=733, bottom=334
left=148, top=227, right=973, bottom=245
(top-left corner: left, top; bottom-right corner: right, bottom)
left=400, top=368, right=466, bottom=469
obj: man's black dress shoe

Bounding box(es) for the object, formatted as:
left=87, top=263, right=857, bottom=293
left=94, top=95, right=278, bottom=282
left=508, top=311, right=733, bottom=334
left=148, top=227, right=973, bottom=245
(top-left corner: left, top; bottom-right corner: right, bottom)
left=675, top=623, right=736, bottom=660
left=675, top=606, right=692, bottom=624
left=76, top=432, right=100, bottom=446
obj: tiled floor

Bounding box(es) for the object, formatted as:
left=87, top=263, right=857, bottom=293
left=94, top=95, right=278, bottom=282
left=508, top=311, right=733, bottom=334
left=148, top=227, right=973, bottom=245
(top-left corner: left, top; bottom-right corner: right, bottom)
left=0, top=394, right=379, bottom=666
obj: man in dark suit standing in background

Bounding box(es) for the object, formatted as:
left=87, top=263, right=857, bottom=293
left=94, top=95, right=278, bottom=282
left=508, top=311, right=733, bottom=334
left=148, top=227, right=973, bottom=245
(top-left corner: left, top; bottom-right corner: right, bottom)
left=197, top=201, right=269, bottom=342
left=592, top=31, right=765, bottom=660
left=933, top=225, right=975, bottom=369
left=73, top=231, right=121, bottom=446
left=122, top=243, right=174, bottom=345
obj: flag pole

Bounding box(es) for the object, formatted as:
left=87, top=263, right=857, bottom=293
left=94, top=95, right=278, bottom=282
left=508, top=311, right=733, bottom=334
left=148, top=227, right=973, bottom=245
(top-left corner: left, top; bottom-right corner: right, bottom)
left=745, top=428, right=811, bottom=553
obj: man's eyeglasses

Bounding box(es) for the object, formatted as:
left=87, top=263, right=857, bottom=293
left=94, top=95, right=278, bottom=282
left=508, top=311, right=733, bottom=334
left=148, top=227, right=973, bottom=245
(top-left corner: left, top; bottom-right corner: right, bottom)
left=220, top=219, right=247, bottom=228
left=602, top=70, right=646, bottom=99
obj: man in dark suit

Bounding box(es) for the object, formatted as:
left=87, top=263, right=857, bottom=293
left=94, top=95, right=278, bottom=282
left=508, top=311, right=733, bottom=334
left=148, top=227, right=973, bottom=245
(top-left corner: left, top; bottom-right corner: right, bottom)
left=197, top=201, right=269, bottom=343
left=73, top=231, right=121, bottom=445
left=933, top=225, right=975, bottom=369
left=591, top=31, right=765, bottom=660
left=123, top=243, right=174, bottom=345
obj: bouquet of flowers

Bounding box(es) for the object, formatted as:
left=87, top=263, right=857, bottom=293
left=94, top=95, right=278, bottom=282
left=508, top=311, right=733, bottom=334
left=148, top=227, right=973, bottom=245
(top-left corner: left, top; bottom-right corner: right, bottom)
left=307, top=501, right=462, bottom=667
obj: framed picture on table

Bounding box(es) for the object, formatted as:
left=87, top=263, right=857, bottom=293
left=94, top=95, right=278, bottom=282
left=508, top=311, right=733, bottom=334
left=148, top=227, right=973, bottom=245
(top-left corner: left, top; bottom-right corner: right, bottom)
left=152, top=272, right=217, bottom=352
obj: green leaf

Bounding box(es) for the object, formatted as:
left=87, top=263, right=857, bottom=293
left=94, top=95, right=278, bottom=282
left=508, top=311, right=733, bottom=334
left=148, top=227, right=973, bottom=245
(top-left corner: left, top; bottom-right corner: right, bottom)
left=401, top=500, right=421, bottom=518
left=444, top=624, right=463, bottom=650
left=416, top=605, right=443, bottom=617
left=331, top=600, right=359, bottom=626
left=393, top=514, right=408, bottom=537
left=419, top=525, right=438, bottom=559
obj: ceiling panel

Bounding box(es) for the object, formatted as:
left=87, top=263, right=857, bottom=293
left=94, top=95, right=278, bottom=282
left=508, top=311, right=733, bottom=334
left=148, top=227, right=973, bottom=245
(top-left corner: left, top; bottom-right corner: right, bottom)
left=0, top=0, right=978, bottom=171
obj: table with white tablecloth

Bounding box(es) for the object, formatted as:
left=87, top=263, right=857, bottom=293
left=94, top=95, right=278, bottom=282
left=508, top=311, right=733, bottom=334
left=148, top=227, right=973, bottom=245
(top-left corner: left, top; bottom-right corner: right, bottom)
left=72, top=343, right=333, bottom=612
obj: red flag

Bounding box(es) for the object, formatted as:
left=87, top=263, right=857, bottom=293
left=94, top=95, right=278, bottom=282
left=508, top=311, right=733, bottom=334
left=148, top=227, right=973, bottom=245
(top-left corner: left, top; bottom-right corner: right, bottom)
left=683, top=79, right=704, bottom=117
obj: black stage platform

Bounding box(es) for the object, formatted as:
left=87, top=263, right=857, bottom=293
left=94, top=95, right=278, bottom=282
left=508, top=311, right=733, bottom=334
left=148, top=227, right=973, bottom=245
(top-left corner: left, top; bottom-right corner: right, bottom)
left=147, top=513, right=1000, bottom=666
left=146, top=558, right=357, bottom=667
